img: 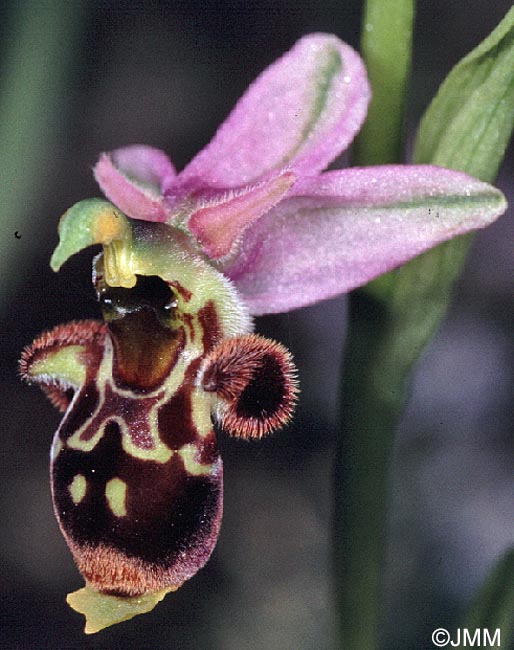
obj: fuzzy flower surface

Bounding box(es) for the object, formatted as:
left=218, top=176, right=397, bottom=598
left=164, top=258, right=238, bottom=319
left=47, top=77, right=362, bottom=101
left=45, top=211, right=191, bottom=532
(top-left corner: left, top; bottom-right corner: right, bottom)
left=20, top=33, right=507, bottom=634
left=92, top=33, right=506, bottom=314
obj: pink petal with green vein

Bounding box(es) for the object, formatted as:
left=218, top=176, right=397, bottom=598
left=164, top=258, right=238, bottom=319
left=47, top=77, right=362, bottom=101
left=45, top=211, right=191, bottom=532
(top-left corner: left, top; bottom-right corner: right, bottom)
left=179, top=33, right=370, bottom=188
left=94, top=146, right=176, bottom=222
left=223, top=165, right=507, bottom=315
left=189, top=171, right=296, bottom=259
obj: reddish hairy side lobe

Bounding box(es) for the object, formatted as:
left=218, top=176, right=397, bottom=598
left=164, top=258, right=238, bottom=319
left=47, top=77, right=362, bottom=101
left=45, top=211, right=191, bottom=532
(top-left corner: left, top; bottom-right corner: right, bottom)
left=201, top=334, right=299, bottom=439
left=19, top=320, right=106, bottom=411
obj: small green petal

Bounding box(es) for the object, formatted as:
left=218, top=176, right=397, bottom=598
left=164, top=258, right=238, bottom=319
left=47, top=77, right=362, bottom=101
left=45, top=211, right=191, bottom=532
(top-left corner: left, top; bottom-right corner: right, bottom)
left=67, top=582, right=176, bottom=634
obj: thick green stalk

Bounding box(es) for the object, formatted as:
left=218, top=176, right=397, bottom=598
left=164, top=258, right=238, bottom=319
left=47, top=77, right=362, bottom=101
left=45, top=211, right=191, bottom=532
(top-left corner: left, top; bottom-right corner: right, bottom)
left=334, top=1, right=415, bottom=648
left=334, top=291, right=413, bottom=650
left=353, top=0, right=415, bottom=165
left=335, top=7, right=514, bottom=650
left=334, top=234, right=470, bottom=650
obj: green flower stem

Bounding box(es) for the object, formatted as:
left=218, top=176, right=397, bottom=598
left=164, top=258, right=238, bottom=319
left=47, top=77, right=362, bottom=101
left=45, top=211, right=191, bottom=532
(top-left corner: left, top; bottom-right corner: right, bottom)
left=353, top=0, right=415, bottom=165
left=335, top=7, right=513, bottom=650
left=0, top=0, right=86, bottom=310
left=334, top=235, right=471, bottom=650
left=334, top=1, right=415, bottom=648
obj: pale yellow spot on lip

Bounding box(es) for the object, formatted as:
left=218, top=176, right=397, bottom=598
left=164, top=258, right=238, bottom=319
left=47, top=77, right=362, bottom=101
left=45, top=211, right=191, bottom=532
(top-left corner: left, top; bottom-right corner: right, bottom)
left=105, top=477, right=128, bottom=517
left=190, top=387, right=214, bottom=438
left=116, top=416, right=173, bottom=463
left=69, top=474, right=87, bottom=504
left=67, top=422, right=105, bottom=452
left=178, top=444, right=216, bottom=476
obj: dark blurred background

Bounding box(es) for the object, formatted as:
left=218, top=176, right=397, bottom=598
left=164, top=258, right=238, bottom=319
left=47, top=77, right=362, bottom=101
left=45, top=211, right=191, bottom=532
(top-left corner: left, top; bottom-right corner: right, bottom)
left=0, top=1, right=512, bottom=649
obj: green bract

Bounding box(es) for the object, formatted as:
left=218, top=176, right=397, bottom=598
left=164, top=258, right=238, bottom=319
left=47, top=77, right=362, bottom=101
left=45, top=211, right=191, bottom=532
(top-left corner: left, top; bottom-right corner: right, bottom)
left=414, top=6, right=514, bottom=180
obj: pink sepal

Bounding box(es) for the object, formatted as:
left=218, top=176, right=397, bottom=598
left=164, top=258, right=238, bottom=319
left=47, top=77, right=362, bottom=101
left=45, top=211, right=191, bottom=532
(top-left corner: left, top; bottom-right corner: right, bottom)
left=224, top=166, right=506, bottom=315
left=179, top=34, right=370, bottom=188
left=93, top=146, right=176, bottom=222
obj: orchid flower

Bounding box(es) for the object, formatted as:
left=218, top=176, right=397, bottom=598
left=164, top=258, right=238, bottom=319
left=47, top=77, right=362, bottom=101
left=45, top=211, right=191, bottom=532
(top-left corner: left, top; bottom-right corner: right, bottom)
left=20, top=33, right=506, bottom=633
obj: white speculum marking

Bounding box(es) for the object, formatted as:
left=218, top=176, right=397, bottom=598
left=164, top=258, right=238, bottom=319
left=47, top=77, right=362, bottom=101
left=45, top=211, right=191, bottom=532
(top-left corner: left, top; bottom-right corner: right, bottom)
left=105, top=477, right=128, bottom=517
left=178, top=444, right=218, bottom=476
left=63, top=310, right=213, bottom=457
left=59, top=317, right=218, bottom=478
left=69, top=474, right=87, bottom=504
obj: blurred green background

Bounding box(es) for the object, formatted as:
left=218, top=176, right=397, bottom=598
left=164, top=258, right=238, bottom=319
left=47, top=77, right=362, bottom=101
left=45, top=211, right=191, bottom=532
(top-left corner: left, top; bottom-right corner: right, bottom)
left=0, top=1, right=512, bottom=648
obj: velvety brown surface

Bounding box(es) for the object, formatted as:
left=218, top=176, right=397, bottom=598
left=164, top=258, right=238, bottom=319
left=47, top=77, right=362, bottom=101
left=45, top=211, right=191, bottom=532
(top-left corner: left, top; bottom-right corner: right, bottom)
left=2, top=1, right=513, bottom=648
